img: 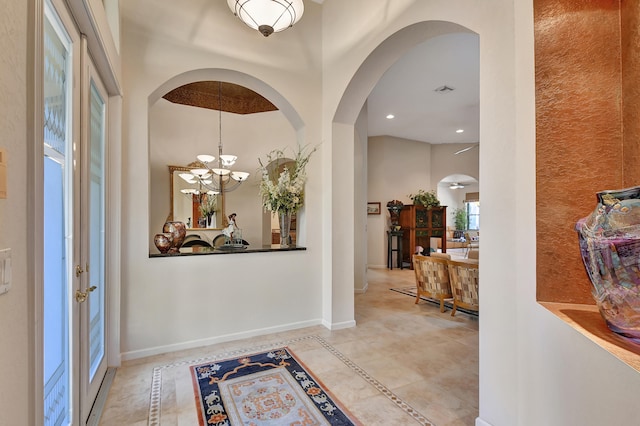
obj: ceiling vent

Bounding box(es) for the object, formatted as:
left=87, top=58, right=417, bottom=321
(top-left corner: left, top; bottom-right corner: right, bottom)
left=434, top=85, right=455, bottom=93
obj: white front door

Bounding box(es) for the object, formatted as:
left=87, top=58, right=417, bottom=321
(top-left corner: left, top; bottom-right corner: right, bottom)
left=42, top=1, right=109, bottom=424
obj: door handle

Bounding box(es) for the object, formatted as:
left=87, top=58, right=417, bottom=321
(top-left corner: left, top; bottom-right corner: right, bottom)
left=75, top=286, right=97, bottom=303
left=75, top=264, right=90, bottom=277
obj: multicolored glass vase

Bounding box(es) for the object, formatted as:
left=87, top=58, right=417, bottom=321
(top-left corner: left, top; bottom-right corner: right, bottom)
left=575, top=186, right=640, bottom=341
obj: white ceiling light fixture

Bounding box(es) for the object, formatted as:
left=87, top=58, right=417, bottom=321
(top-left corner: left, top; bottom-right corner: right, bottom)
left=386, top=114, right=395, bottom=119
left=456, top=129, right=464, bottom=133
left=182, top=82, right=250, bottom=195
left=449, top=182, right=465, bottom=189
left=227, top=0, right=304, bottom=37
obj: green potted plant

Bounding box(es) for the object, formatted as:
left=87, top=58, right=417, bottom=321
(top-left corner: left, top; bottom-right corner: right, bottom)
left=408, top=189, right=441, bottom=208
left=453, top=207, right=467, bottom=237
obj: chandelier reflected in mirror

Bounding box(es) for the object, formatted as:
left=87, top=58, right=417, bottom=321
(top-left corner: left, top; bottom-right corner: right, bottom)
left=178, top=81, right=250, bottom=197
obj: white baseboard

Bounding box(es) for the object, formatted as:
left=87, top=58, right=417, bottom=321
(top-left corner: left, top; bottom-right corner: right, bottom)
left=476, top=417, right=493, bottom=426
left=120, top=319, right=323, bottom=361
left=354, top=282, right=368, bottom=293
left=368, top=264, right=387, bottom=269
left=322, top=319, right=356, bottom=330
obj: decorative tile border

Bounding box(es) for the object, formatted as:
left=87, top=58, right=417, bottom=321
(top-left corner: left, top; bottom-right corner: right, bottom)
left=148, top=335, right=433, bottom=426
left=314, top=336, right=433, bottom=425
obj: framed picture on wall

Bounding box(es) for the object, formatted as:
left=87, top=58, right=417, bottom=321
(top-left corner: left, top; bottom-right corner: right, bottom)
left=367, top=202, right=381, bottom=215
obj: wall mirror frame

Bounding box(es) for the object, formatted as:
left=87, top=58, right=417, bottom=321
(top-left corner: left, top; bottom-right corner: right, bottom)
left=168, top=164, right=226, bottom=231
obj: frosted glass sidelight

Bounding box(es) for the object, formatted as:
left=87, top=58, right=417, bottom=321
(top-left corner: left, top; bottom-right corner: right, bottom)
left=43, top=11, right=72, bottom=426
left=88, top=81, right=106, bottom=380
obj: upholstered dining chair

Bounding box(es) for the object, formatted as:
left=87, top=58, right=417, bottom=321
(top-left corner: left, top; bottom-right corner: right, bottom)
left=412, top=255, right=453, bottom=313
left=467, top=249, right=479, bottom=261
left=464, top=231, right=479, bottom=258
left=430, top=252, right=451, bottom=260
left=447, top=260, right=479, bottom=316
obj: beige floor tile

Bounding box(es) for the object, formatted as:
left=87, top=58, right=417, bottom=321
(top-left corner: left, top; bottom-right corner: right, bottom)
left=99, top=267, right=479, bottom=425
left=348, top=393, right=426, bottom=425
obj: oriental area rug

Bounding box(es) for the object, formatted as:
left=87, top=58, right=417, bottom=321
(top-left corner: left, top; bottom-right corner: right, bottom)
left=191, top=347, right=359, bottom=425
left=148, top=335, right=433, bottom=425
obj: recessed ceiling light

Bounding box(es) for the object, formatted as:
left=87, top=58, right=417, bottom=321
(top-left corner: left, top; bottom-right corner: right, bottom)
left=456, top=129, right=464, bottom=133
left=386, top=114, right=395, bottom=119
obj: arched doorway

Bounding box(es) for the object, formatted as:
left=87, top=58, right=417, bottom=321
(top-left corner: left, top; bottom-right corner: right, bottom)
left=327, top=21, right=480, bottom=324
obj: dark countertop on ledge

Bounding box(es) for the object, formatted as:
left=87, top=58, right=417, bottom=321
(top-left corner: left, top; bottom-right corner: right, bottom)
left=149, top=244, right=306, bottom=258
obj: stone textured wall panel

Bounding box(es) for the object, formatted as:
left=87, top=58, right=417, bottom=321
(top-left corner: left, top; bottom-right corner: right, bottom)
left=535, top=0, right=623, bottom=303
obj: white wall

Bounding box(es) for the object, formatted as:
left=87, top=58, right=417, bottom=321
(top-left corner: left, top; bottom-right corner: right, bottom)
left=367, top=136, right=431, bottom=267
left=0, top=0, right=29, bottom=423
left=354, top=105, right=368, bottom=292
left=120, top=0, right=325, bottom=358
left=431, top=142, right=479, bottom=184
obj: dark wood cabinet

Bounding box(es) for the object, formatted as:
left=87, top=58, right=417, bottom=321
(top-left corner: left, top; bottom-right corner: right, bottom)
left=399, top=205, right=447, bottom=267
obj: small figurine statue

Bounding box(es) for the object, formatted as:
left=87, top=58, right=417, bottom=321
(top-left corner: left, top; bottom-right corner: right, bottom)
left=386, top=200, right=404, bottom=229
left=222, top=213, right=239, bottom=241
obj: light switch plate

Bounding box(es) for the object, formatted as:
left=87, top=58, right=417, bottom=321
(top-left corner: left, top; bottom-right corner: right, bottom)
left=0, top=248, right=11, bottom=295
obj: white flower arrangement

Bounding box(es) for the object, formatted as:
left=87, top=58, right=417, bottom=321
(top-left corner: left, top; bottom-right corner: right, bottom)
left=258, top=144, right=317, bottom=214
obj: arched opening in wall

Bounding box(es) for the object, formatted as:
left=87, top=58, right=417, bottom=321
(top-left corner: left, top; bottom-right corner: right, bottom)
left=331, top=18, right=480, bottom=387
left=146, top=70, right=305, bottom=252
left=332, top=20, right=479, bottom=280
left=437, top=174, right=479, bottom=228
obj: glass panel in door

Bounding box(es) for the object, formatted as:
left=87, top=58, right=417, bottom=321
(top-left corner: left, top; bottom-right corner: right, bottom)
left=88, top=81, right=105, bottom=381
left=80, top=70, right=108, bottom=422
left=43, top=9, right=73, bottom=425
left=42, top=2, right=111, bottom=423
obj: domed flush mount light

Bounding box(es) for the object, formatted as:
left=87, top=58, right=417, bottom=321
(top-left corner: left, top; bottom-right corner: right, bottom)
left=227, top=0, right=305, bottom=37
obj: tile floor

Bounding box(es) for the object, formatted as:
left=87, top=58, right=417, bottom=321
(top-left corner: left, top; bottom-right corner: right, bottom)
left=99, top=263, right=479, bottom=426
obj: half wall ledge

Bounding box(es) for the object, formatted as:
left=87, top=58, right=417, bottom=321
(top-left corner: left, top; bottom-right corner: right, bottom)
left=540, top=302, right=640, bottom=373
left=149, top=245, right=307, bottom=258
